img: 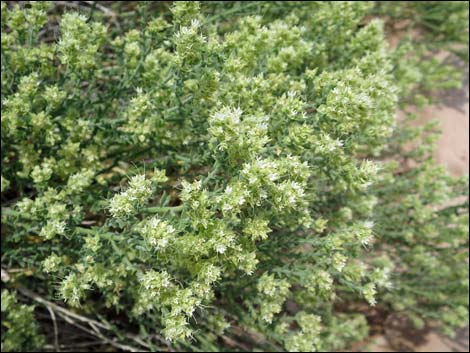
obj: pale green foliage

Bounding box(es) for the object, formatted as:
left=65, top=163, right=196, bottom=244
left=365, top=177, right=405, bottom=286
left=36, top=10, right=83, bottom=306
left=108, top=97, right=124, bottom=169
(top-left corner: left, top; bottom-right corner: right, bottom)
left=1, top=290, right=44, bottom=352
left=138, top=216, right=177, bottom=250
left=1, top=1, right=468, bottom=352
left=109, top=174, right=154, bottom=218
left=58, top=12, right=107, bottom=73
left=284, top=313, right=322, bottom=352
left=256, top=273, right=291, bottom=323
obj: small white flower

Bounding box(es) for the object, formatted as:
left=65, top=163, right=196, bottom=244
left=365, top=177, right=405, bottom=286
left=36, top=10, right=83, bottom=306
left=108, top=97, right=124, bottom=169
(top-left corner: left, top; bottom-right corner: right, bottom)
left=222, top=203, right=233, bottom=212
left=268, top=172, right=279, bottom=181
left=158, top=237, right=169, bottom=249
left=287, top=90, right=297, bottom=98
left=361, top=235, right=374, bottom=246
left=191, top=19, right=200, bottom=28
left=216, top=244, right=226, bottom=254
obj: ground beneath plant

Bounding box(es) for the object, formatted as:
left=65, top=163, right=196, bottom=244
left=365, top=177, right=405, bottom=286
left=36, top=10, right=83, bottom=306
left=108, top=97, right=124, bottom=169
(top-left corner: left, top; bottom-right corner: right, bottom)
left=367, top=55, right=469, bottom=352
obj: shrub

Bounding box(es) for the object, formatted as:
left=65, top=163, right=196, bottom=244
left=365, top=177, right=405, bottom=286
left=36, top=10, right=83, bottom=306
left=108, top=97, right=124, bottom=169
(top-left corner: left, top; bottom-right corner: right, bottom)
left=1, top=1, right=468, bottom=351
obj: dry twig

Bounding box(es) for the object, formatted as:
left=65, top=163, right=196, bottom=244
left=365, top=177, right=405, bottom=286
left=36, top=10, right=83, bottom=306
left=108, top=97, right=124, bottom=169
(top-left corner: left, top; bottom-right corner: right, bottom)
left=46, top=305, right=61, bottom=352
left=15, top=285, right=148, bottom=352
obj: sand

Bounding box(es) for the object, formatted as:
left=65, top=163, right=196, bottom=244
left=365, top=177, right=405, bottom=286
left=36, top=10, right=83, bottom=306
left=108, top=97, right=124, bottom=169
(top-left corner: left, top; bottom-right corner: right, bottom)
left=422, top=59, right=469, bottom=177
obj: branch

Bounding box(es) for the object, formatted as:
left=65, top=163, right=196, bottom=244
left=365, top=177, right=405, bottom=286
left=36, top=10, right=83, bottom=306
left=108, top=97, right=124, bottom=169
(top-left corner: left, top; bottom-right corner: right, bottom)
left=142, top=205, right=184, bottom=213
left=45, top=305, right=60, bottom=352
left=15, top=286, right=149, bottom=352
left=83, top=1, right=117, bottom=17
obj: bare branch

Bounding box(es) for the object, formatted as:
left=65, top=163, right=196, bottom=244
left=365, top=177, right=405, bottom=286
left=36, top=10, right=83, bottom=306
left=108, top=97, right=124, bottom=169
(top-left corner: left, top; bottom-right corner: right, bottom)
left=83, top=1, right=117, bottom=17
left=46, top=305, right=61, bottom=352
left=15, top=285, right=150, bottom=352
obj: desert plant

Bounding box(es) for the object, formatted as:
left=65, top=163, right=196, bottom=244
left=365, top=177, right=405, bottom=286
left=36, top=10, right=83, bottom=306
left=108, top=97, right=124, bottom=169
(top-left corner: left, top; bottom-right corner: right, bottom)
left=1, top=1, right=468, bottom=351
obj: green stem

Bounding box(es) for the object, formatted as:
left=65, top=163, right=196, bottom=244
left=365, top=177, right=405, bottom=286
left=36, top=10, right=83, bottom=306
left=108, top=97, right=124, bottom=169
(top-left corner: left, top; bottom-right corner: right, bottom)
left=203, top=2, right=261, bottom=25
left=75, top=227, right=123, bottom=254
left=202, top=160, right=221, bottom=187
left=142, top=205, right=184, bottom=213
left=1, top=208, right=21, bottom=217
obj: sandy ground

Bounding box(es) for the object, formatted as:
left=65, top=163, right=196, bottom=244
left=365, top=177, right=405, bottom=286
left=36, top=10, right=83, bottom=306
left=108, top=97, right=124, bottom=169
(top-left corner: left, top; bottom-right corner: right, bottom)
left=371, top=328, right=469, bottom=352
left=423, top=58, right=469, bottom=177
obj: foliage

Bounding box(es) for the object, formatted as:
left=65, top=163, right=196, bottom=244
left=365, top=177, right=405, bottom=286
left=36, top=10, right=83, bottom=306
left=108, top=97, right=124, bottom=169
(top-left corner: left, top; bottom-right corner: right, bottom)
left=1, top=289, right=44, bottom=351
left=375, top=1, right=469, bottom=61
left=374, top=117, right=469, bottom=337
left=1, top=1, right=468, bottom=351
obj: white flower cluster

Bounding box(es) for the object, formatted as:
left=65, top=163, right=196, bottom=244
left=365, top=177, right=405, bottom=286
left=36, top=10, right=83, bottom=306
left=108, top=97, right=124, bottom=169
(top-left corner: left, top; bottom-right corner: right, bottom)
left=59, top=273, right=91, bottom=307
left=140, top=269, right=172, bottom=292
left=243, top=217, right=272, bottom=242
left=208, top=107, right=270, bottom=162
left=174, top=17, right=206, bottom=66
left=256, top=273, right=291, bottom=323
left=332, top=253, right=348, bottom=272
left=39, top=219, right=66, bottom=239
left=134, top=263, right=222, bottom=342
left=207, top=224, right=236, bottom=254
left=31, top=158, right=55, bottom=186
left=65, top=169, right=95, bottom=195
left=284, top=313, right=322, bottom=352
left=217, top=182, right=249, bottom=216
left=180, top=179, right=214, bottom=229
left=239, top=156, right=310, bottom=212
left=42, top=253, right=62, bottom=273
left=109, top=175, right=153, bottom=218
left=362, top=283, right=377, bottom=306
left=121, top=89, right=157, bottom=143
left=306, top=270, right=334, bottom=297
left=57, top=13, right=106, bottom=72
left=139, top=216, right=176, bottom=250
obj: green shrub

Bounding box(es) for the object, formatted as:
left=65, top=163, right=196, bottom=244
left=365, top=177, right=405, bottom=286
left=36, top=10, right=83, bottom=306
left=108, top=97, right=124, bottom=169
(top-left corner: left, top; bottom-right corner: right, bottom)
left=1, top=1, right=468, bottom=351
